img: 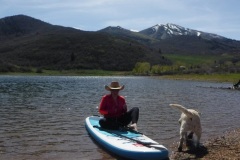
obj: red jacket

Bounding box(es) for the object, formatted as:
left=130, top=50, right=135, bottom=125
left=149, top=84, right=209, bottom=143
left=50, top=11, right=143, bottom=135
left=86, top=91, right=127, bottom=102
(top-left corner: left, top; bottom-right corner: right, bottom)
left=99, top=94, right=127, bottom=118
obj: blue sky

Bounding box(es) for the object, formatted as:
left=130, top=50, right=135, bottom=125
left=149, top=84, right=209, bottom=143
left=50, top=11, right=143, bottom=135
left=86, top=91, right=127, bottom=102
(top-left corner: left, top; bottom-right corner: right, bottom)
left=1, top=0, right=240, bottom=40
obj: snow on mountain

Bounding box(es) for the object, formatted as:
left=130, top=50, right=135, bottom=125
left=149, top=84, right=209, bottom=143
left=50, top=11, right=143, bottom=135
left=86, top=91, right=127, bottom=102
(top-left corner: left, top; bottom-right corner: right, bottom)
left=140, top=23, right=225, bottom=40
left=99, top=23, right=227, bottom=41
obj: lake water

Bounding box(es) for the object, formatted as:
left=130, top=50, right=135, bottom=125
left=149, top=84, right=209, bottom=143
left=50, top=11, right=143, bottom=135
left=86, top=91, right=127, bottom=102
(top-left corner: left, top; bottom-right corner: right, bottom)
left=0, top=75, right=239, bottom=160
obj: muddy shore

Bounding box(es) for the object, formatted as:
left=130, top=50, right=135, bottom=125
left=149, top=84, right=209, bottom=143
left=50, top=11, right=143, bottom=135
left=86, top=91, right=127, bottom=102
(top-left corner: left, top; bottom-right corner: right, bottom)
left=169, top=128, right=240, bottom=160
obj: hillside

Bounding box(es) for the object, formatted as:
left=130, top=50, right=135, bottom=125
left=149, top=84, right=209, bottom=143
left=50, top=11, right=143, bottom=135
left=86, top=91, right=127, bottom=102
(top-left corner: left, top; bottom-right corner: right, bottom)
left=0, top=15, right=170, bottom=72
left=0, top=15, right=55, bottom=40
left=152, top=35, right=240, bottom=55
left=98, top=26, right=160, bottom=46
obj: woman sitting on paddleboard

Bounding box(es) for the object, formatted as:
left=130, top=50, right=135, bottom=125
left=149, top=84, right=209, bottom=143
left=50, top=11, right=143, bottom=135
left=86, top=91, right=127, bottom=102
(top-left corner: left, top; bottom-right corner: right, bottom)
left=99, top=81, right=139, bottom=131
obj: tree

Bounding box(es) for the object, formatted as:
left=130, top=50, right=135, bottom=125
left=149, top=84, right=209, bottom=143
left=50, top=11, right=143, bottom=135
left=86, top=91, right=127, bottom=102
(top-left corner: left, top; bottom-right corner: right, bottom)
left=151, top=65, right=161, bottom=74
left=132, top=62, right=151, bottom=75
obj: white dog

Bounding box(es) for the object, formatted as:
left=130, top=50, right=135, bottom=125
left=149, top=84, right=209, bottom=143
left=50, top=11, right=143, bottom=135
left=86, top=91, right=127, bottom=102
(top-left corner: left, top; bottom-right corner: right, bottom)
left=169, top=104, right=202, bottom=151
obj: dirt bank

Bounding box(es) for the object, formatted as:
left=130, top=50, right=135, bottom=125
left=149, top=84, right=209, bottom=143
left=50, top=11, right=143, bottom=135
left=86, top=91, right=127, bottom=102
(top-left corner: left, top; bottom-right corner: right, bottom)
left=169, top=128, right=240, bottom=160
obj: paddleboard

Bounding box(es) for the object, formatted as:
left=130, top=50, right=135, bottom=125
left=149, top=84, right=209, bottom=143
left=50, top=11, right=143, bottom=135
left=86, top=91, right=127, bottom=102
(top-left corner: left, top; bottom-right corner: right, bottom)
left=85, top=116, right=169, bottom=160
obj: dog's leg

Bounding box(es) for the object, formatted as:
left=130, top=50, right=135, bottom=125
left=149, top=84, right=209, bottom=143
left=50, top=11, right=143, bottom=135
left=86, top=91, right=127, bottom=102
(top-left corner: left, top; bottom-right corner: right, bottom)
left=178, top=132, right=186, bottom=152
left=187, top=131, right=194, bottom=139
left=178, top=138, right=184, bottom=152
left=195, top=131, right=201, bottom=148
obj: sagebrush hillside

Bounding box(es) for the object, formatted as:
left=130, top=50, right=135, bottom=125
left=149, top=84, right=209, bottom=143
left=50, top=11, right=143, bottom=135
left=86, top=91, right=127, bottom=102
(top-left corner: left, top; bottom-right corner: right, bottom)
left=0, top=15, right=170, bottom=72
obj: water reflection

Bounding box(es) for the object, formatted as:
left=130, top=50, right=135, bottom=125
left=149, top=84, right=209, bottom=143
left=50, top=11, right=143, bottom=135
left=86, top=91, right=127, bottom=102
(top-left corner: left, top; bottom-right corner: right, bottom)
left=0, top=75, right=239, bottom=159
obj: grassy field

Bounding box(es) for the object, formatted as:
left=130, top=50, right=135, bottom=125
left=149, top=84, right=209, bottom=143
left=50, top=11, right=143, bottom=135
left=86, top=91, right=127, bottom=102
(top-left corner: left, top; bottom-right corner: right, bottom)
left=163, top=54, right=233, bottom=66
left=162, top=73, right=240, bottom=83
left=160, top=54, right=239, bottom=83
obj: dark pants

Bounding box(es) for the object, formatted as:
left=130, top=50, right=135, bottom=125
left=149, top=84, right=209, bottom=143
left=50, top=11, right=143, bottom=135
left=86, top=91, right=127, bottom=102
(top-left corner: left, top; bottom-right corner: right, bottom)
left=99, top=107, right=139, bottom=130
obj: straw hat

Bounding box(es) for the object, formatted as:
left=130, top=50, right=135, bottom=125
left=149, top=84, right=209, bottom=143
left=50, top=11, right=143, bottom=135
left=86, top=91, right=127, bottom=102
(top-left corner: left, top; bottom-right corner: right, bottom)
left=105, top=81, right=124, bottom=91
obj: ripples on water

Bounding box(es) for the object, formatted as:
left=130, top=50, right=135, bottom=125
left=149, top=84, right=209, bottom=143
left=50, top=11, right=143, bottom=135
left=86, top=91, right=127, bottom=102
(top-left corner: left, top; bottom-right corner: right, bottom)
left=0, top=76, right=239, bottom=159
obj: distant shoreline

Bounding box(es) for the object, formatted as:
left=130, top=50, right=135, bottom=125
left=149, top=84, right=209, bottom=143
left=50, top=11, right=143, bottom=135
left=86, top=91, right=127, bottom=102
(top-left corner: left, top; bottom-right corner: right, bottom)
left=0, top=70, right=239, bottom=83
left=0, top=69, right=132, bottom=77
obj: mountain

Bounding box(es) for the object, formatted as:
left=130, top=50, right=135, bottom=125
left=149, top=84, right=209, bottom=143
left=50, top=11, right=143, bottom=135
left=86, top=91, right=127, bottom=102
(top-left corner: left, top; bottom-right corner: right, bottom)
left=140, top=24, right=240, bottom=55
left=0, top=15, right=170, bottom=72
left=151, top=23, right=240, bottom=55
left=139, top=23, right=225, bottom=40
left=0, top=14, right=53, bottom=39
left=101, top=24, right=240, bottom=55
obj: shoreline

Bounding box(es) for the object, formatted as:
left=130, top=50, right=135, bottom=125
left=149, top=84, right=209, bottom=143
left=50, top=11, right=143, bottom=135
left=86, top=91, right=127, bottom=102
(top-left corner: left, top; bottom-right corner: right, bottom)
left=1, top=72, right=239, bottom=83
left=169, top=128, right=240, bottom=159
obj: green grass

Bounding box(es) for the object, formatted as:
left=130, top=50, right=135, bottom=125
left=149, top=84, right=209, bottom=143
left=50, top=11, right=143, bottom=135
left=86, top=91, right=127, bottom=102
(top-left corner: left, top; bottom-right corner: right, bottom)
left=163, top=54, right=231, bottom=66
left=162, top=73, right=240, bottom=83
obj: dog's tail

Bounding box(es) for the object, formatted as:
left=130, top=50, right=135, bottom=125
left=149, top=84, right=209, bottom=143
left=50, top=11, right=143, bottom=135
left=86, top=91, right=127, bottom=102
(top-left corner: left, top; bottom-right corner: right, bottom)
left=169, top=104, right=194, bottom=117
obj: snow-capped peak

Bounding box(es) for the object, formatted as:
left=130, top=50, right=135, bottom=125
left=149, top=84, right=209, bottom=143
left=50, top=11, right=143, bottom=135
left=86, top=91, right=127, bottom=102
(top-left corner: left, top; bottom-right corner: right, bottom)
left=141, top=23, right=224, bottom=40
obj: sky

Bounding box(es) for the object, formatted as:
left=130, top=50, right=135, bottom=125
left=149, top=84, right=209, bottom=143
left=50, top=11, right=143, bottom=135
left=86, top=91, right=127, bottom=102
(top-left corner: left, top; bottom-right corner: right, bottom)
left=1, top=0, right=240, bottom=40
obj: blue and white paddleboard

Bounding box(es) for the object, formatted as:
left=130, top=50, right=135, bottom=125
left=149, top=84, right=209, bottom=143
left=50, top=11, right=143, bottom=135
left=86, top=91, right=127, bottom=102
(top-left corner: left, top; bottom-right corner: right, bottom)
left=85, top=116, right=169, bottom=160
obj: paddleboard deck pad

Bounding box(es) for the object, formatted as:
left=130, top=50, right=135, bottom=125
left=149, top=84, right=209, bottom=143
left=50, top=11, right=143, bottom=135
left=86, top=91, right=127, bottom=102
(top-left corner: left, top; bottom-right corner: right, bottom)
left=85, top=116, right=169, bottom=160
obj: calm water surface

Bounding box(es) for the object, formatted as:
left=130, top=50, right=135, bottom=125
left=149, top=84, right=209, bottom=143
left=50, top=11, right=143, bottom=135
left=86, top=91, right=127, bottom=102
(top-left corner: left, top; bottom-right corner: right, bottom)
left=0, top=76, right=239, bottom=160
